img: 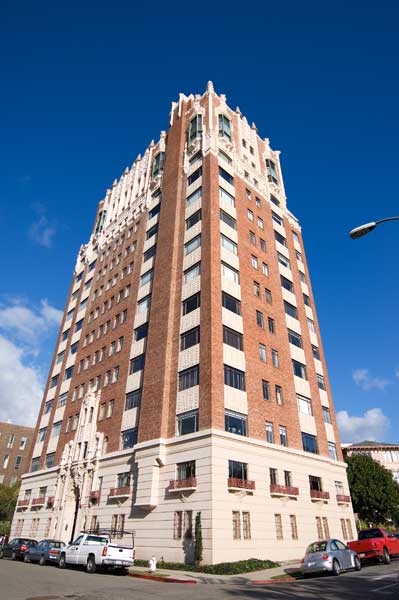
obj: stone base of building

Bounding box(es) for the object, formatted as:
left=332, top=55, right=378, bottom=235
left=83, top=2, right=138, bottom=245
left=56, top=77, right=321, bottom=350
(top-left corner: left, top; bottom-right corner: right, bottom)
left=12, top=429, right=355, bottom=564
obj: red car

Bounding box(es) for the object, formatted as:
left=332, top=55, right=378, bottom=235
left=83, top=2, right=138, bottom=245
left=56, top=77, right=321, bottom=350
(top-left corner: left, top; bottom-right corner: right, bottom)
left=347, top=528, right=399, bottom=564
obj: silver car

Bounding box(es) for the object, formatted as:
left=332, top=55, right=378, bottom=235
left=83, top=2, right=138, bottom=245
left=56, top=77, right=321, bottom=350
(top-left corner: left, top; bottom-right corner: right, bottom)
left=302, top=539, right=361, bottom=577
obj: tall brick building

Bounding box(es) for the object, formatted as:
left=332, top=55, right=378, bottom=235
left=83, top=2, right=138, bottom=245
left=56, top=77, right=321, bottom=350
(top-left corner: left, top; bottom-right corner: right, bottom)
left=12, top=83, right=355, bottom=562
left=0, top=422, right=34, bottom=487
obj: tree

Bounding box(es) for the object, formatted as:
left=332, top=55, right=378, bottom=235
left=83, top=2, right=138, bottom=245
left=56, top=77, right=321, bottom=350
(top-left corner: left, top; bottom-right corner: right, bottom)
left=345, top=454, right=399, bottom=525
left=194, top=512, right=203, bottom=566
left=0, top=484, right=19, bottom=535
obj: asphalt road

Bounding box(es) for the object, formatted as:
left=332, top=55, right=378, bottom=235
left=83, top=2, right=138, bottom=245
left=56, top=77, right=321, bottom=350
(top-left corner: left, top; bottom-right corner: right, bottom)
left=1, top=558, right=398, bottom=600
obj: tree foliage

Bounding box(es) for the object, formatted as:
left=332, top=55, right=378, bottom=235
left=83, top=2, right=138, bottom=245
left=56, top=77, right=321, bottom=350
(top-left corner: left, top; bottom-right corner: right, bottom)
left=345, top=454, right=399, bottom=524
left=0, top=484, right=19, bottom=521
left=194, top=512, right=203, bottom=566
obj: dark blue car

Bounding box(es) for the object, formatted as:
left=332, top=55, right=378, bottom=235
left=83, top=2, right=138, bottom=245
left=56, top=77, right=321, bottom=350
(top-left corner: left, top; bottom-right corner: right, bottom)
left=24, top=539, right=65, bottom=565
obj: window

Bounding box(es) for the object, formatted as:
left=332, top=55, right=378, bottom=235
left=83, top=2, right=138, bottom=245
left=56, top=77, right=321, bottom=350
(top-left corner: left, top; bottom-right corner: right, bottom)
left=266, top=421, right=274, bottom=443
left=281, top=275, right=294, bottom=293
left=293, top=360, right=307, bottom=379
left=177, top=409, right=198, bottom=436
left=297, top=394, right=313, bottom=415
left=299, top=270, right=306, bottom=283
left=109, top=341, right=116, bottom=356
left=149, top=203, right=161, bottom=219
left=222, top=291, right=241, bottom=315
left=309, top=475, right=322, bottom=492
left=249, top=231, right=256, bottom=245
left=219, top=149, right=232, bottom=164
left=284, top=470, right=293, bottom=487
left=184, top=262, right=201, bottom=283
left=117, top=336, right=123, bottom=352
left=188, top=114, right=202, bottom=142
left=275, top=385, right=283, bottom=405
left=277, top=252, right=290, bottom=269
left=2, top=455, right=9, bottom=469
left=284, top=301, right=298, bottom=319
left=303, top=293, right=311, bottom=307
left=317, top=374, right=326, bottom=390
left=257, top=217, right=264, bottom=230
left=152, top=152, right=165, bottom=178
left=62, top=329, right=70, bottom=341
left=322, top=406, right=331, bottom=424
left=228, top=460, right=247, bottom=480
left=221, top=234, right=238, bottom=255
left=256, top=310, right=263, bottom=328
left=125, top=389, right=141, bottom=410
left=98, top=403, right=106, bottom=421
left=135, top=322, right=148, bottom=341
left=307, top=318, right=315, bottom=333
left=140, top=270, right=153, bottom=287
left=292, top=230, right=299, bottom=244
left=130, top=354, right=145, bottom=373
left=66, top=308, right=74, bottom=322
left=143, top=245, right=156, bottom=262
left=112, top=366, right=119, bottom=383
left=223, top=326, right=243, bottom=351
left=178, top=365, right=199, bottom=391
left=302, top=433, right=318, bottom=454
left=328, top=442, right=338, bottom=460
left=146, top=223, right=158, bottom=240
left=288, top=329, right=302, bottom=348
left=262, top=380, right=270, bottom=401
left=322, top=517, right=330, bottom=538
left=259, top=343, right=266, bottom=362
left=46, top=453, right=55, bottom=469
left=187, top=187, right=202, bottom=207
left=266, top=159, right=278, bottom=184
left=279, top=425, right=288, bottom=447
left=19, top=437, right=27, bottom=450
left=220, top=209, right=237, bottom=230
left=116, top=472, right=131, bottom=489
left=259, top=237, right=266, bottom=252
left=121, top=428, right=137, bottom=449
left=262, top=262, right=269, bottom=277
left=52, top=422, right=62, bottom=437
left=44, top=400, right=53, bottom=415
left=346, top=519, right=353, bottom=540
left=56, top=351, right=64, bottom=364
left=186, top=209, right=201, bottom=230
left=180, top=326, right=200, bottom=351
left=271, top=349, right=279, bottom=367
left=188, top=166, right=202, bottom=186
left=340, top=518, right=348, bottom=541
left=221, top=262, right=239, bottom=284
left=247, top=209, right=254, bottom=221
left=174, top=511, right=183, bottom=539
left=219, top=167, right=233, bottom=185
left=219, top=187, right=235, bottom=207
left=275, top=514, right=283, bottom=540
left=225, top=410, right=248, bottom=436
left=232, top=511, right=241, bottom=540
left=312, top=345, right=320, bottom=360
left=50, top=374, right=58, bottom=388
left=251, top=255, right=258, bottom=269
left=38, top=427, right=47, bottom=443
left=177, top=460, right=196, bottom=481
left=184, top=235, right=201, bottom=255
left=253, top=281, right=260, bottom=297
left=70, top=341, right=79, bottom=355
left=224, top=365, right=245, bottom=391
left=290, top=515, right=298, bottom=540
left=243, top=512, right=251, bottom=540
left=218, top=114, right=232, bottom=141
left=138, top=295, right=151, bottom=312
left=272, top=211, right=283, bottom=226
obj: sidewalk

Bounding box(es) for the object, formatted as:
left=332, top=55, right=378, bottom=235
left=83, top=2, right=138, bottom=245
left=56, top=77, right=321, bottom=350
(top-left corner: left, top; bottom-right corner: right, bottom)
left=128, top=559, right=302, bottom=584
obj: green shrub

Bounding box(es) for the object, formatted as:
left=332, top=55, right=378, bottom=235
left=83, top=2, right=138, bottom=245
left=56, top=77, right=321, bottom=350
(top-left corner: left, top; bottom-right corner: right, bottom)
left=134, top=557, right=278, bottom=574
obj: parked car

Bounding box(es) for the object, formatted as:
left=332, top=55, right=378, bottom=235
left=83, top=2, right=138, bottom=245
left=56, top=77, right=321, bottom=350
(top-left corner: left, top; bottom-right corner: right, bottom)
left=58, top=532, right=134, bottom=573
left=0, top=538, right=38, bottom=560
left=301, top=539, right=361, bottom=577
left=347, top=527, right=399, bottom=564
left=24, top=539, right=65, bottom=565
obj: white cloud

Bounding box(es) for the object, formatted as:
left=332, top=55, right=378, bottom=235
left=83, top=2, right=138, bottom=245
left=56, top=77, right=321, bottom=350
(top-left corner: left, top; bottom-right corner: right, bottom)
left=0, top=298, right=62, bottom=346
left=352, top=368, right=390, bottom=391
left=337, top=408, right=391, bottom=444
left=0, top=335, right=43, bottom=426
left=29, top=214, right=56, bottom=248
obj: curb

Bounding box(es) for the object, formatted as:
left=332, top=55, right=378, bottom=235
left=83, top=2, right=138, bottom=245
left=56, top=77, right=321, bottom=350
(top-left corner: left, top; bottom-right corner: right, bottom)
left=252, top=577, right=297, bottom=584
left=129, top=572, right=197, bottom=584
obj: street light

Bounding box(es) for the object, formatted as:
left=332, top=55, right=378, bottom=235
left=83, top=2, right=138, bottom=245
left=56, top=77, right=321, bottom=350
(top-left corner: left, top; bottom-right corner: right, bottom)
left=349, top=217, right=399, bottom=240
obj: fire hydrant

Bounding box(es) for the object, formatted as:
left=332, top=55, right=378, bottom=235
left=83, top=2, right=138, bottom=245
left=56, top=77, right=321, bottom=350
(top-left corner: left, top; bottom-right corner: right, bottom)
left=148, top=556, right=157, bottom=573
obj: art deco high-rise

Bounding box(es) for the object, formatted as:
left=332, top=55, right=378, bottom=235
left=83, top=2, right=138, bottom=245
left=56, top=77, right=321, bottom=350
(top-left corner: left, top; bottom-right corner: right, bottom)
left=12, top=83, right=355, bottom=562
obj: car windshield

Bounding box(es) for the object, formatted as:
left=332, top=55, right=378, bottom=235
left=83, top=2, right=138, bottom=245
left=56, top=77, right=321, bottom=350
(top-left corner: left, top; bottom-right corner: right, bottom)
left=358, top=529, right=383, bottom=540
left=306, top=541, right=328, bottom=554
left=85, top=535, right=108, bottom=544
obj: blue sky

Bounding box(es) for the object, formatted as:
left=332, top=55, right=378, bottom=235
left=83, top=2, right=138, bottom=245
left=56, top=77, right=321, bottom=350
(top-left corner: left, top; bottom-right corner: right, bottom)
left=0, top=1, right=398, bottom=440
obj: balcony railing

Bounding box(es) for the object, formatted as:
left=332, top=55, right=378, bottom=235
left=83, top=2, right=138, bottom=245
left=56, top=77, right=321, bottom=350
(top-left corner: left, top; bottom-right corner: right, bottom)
left=169, top=477, right=197, bottom=492
left=18, top=499, right=30, bottom=507
left=32, top=497, right=46, bottom=506
left=336, top=494, right=351, bottom=504
left=270, top=484, right=299, bottom=497
left=90, top=491, right=100, bottom=504
left=46, top=496, right=54, bottom=507
left=310, top=489, right=330, bottom=501
left=109, top=487, right=130, bottom=499
left=227, top=478, right=256, bottom=491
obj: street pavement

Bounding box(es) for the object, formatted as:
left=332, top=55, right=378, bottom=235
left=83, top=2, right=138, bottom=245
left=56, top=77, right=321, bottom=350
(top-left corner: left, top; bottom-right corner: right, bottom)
left=1, top=558, right=398, bottom=600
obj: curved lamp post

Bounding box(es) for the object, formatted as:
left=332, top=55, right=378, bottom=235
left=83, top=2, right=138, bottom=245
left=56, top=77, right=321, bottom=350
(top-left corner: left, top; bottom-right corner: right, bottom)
left=349, top=217, right=399, bottom=240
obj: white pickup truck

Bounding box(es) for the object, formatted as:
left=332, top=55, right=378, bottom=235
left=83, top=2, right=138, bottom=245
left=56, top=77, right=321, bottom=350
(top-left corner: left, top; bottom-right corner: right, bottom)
left=58, top=533, right=134, bottom=573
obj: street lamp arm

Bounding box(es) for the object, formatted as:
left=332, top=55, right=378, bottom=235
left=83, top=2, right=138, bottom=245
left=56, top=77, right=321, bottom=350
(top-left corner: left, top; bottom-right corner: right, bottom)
left=349, top=217, right=399, bottom=240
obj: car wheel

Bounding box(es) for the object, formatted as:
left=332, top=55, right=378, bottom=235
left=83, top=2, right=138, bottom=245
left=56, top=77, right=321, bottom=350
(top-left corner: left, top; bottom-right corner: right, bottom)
left=303, top=572, right=312, bottom=579
left=24, top=554, right=30, bottom=563
left=11, top=551, right=17, bottom=561
left=354, top=556, right=361, bottom=571
left=39, top=555, right=46, bottom=566
left=86, top=557, right=96, bottom=574
left=332, top=559, right=341, bottom=576
left=382, top=548, right=391, bottom=564
left=58, top=554, right=66, bottom=569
